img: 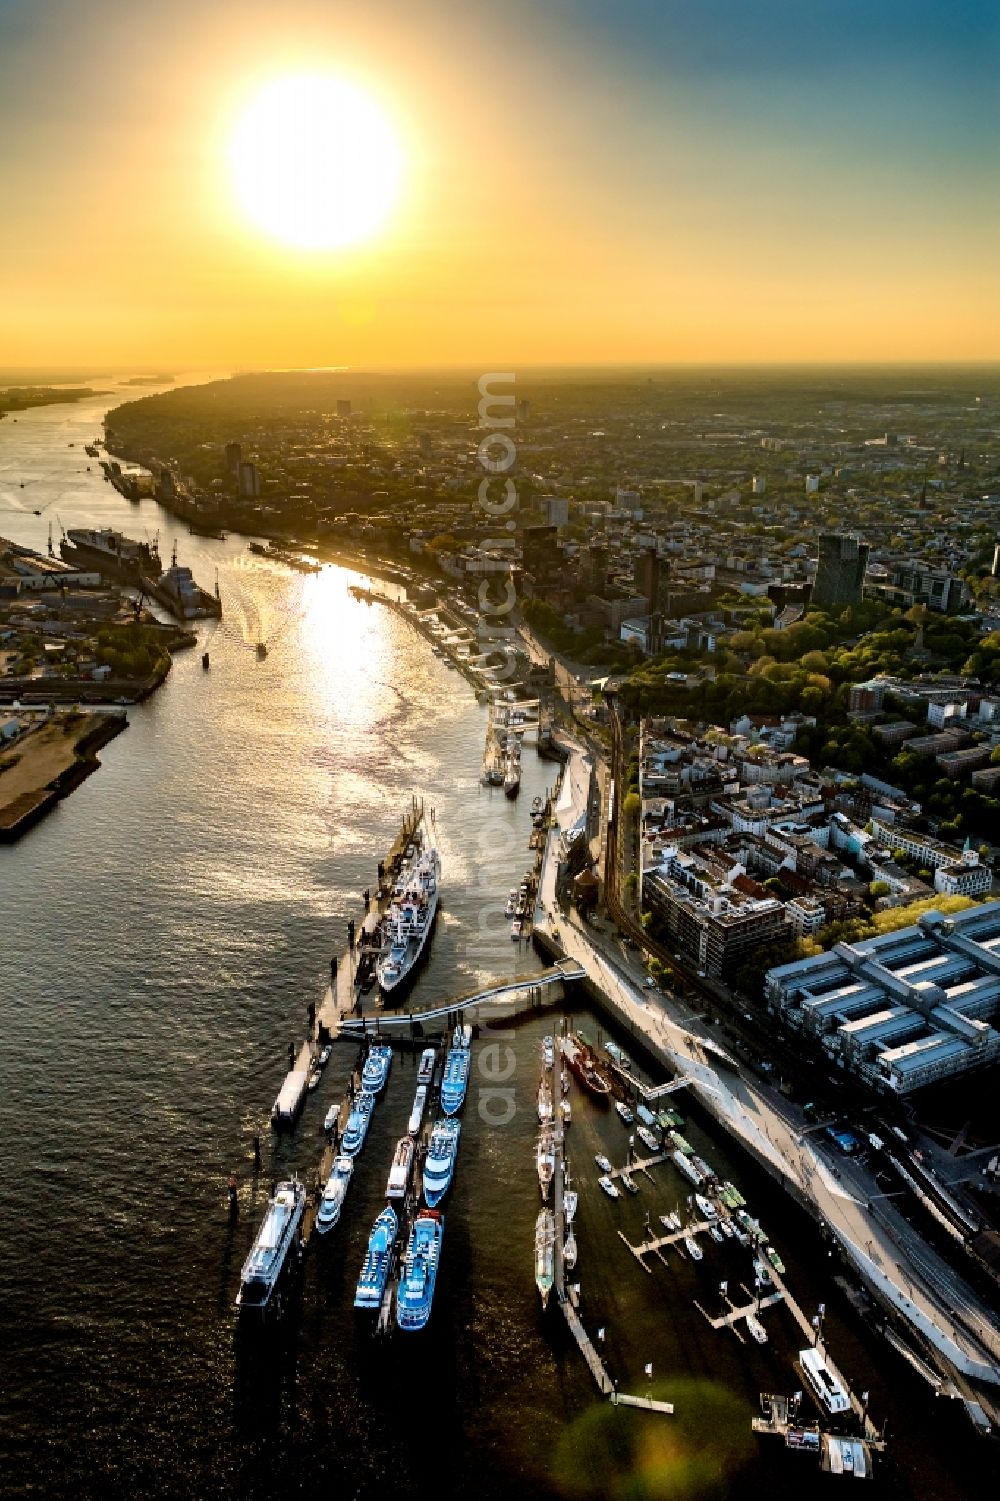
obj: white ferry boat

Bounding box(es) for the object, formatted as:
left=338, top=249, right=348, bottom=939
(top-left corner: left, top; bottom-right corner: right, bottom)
left=361, top=1043, right=393, bottom=1094
left=376, top=827, right=441, bottom=995
left=423, top=1118, right=461, bottom=1207
left=341, top=1090, right=376, bottom=1156
left=316, top=1156, right=353, bottom=1234
left=386, top=1136, right=416, bottom=1199
left=354, top=1206, right=399, bottom=1309
left=236, top=1179, right=306, bottom=1315
left=397, top=1211, right=444, bottom=1331
left=441, top=1026, right=472, bottom=1116
left=799, top=1347, right=851, bottom=1415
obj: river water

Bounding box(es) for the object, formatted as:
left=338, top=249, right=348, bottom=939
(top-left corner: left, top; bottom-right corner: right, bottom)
left=0, top=385, right=987, bottom=1500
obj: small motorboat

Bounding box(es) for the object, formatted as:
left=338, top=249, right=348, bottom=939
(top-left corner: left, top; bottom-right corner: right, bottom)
left=615, top=1101, right=634, bottom=1125
left=563, top=1232, right=578, bottom=1271
left=598, top=1176, right=620, bottom=1199
left=318, top=1045, right=333, bottom=1068
left=306, top=1070, right=322, bottom=1092
left=746, top=1315, right=768, bottom=1345
left=636, top=1125, right=659, bottom=1153
left=564, top=1189, right=578, bottom=1223
left=594, top=1154, right=612, bottom=1173
left=560, top=1097, right=572, bottom=1125
left=684, top=1235, right=704, bottom=1262
left=324, top=1104, right=339, bottom=1132
left=709, top=1224, right=724, bottom=1244
left=620, top=1171, right=639, bottom=1194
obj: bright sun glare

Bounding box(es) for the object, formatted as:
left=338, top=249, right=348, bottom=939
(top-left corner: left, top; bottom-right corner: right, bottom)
left=230, top=75, right=402, bottom=250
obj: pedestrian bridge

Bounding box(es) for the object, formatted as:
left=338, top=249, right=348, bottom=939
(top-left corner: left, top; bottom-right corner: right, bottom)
left=338, top=959, right=586, bottom=1032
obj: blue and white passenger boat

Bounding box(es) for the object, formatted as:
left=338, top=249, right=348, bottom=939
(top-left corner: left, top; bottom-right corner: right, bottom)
left=440, top=1025, right=471, bottom=1116
left=423, top=1119, right=461, bottom=1207
left=361, top=1043, right=393, bottom=1094
left=236, top=1179, right=306, bottom=1315
left=396, top=1210, right=444, bottom=1331
left=341, top=1090, right=376, bottom=1157
left=354, top=1205, right=399, bottom=1309
left=316, top=1155, right=354, bottom=1234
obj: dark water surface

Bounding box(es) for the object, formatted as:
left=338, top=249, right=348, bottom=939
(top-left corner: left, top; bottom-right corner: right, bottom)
left=0, top=389, right=989, bottom=1499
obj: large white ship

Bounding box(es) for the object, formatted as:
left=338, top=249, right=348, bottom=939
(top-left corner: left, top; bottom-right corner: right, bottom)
left=376, top=823, right=441, bottom=996
left=236, top=1179, right=305, bottom=1315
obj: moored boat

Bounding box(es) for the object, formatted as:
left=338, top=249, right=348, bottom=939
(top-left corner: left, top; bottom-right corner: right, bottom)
left=386, top=1136, right=416, bottom=1199
left=397, top=1210, right=444, bottom=1331
left=563, top=1230, right=578, bottom=1271
left=620, top=1171, right=638, bottom=1194
left=746, top=1315, right=768, bottom=1345
left=423, top=1118, right=461, bottom=1207
left=536, top=1128, right=555, bottom=1200
left=534, top=1209, right=555, bottom=1306
left=417, top=1047, right=436, bottom=1086
left=695, top=1193, right=717, bottom=1221
left=542, top=1035, right=554, bottom=1070
left=537, top=1076, right=554, bottom=1124
left=237, top=1179, right=306, bottom=1314
left=361, top=1042, right=393, bottom=1094
left=408, top=1084, right=428, bottom=1136
left=615, top=1101, right=634, bottom=1125
left=564, top=1189, right=578, bottom=1223
left=561, top=1034, right=612, bottom=1101
left=594, top=1153, right=612, bottom=1173
left=441, top=1028, right=472, bottom=1116
left=598, top=1176, right=620, bottom=1199
left=341, top=1090, right=376, bottom=1156
left=354, top=1205, right=399, bottom=1309
left=636, top=1125, right=659, bottom=1153
left=316, top=1155, right=353, bottom=1233
left=376, top=825, right=441, bottom=996
left=684, top=1234, right=704, bottom=1262
left=672, top=1149, right=703, bottom=1186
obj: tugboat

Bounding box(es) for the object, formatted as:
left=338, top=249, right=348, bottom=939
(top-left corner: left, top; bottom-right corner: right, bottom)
left=354, top=1205, right=399, bottom=1309
left=236, top=1179, right=306, bottom=1315
left=396, top=1210, right=444, bottom=1331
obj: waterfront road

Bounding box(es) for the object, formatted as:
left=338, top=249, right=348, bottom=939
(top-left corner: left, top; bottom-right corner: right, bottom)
left=534, top=731, right=1000, bottom=1396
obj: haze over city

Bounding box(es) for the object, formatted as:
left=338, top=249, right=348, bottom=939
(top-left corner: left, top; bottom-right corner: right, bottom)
left=1, top=0, right=997, bottom=368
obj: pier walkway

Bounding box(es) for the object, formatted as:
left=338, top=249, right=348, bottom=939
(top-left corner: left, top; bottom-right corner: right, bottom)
left=611, top=1393, right=675, bottom=1415
left=694, top=1287, right=786, bottom=1344
left=562, top=1303, right=614, bottom=1395
left=337, top=960, right=585, bottom=1033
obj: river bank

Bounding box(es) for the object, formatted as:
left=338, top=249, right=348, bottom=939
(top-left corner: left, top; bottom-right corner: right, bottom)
left=0, top=709, right=127, bottom=840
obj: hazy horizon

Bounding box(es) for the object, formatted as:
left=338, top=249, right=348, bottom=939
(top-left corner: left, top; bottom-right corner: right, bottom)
left=1, top=0, right=997, bottom=369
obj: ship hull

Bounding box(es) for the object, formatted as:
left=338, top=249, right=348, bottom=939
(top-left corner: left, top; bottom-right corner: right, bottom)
left=377, top=890, right=439, bottom=998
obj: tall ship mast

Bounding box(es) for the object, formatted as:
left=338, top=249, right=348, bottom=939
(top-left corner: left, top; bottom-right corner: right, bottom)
left=376, top=814, right=441, bottom=996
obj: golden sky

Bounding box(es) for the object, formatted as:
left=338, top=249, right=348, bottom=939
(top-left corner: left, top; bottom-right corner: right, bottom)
left=1, top=0, right=997, bottom=368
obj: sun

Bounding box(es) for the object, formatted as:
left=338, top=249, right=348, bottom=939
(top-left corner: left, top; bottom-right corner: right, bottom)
left=230, top=75, right=402, bottom=250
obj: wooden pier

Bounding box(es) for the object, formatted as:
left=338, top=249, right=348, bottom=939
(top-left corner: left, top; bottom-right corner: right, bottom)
left=562, top=1303, right=614, bottom=1395
left=694, top=1284, right=786, bottom=1344
left=611, top=1392, right=675, bottom=1415
left=617, top=1219, right=712, bottom=1270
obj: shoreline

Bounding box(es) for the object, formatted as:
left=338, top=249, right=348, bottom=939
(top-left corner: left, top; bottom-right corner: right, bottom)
left=0, top=710, right=128, bottom=842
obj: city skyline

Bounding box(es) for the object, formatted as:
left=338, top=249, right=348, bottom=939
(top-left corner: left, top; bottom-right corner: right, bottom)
left=1, top=0, right=997, bottom=368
